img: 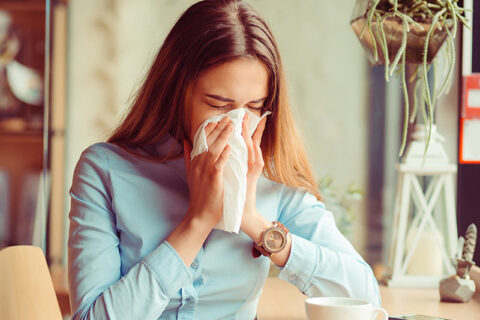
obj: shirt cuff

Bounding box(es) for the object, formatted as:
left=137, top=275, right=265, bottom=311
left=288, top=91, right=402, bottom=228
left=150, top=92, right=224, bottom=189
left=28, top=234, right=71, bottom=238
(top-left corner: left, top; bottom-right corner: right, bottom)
left=278, top=234, right=317, bottom=293
left=142, top=241, right=193, bottom=297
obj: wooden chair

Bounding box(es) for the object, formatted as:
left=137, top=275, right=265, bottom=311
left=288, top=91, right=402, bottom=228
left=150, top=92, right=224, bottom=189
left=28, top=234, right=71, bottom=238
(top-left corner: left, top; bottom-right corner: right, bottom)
left=0, top=245, right=62, bottom=320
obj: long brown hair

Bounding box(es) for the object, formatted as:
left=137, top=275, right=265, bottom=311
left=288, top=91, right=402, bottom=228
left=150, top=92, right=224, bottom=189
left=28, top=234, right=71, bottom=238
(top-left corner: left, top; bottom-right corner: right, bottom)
left=108, top=0, right=321, bottom=200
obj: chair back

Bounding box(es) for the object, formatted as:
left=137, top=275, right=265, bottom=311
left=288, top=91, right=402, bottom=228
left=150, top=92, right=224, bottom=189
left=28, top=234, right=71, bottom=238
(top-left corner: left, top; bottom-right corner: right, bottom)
left=0, top=245, right=62, bottom=320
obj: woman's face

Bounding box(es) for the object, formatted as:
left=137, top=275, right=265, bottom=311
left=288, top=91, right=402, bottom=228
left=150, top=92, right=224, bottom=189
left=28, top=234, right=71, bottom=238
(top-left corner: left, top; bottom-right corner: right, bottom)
left=187, top=57, right=269, bottom=142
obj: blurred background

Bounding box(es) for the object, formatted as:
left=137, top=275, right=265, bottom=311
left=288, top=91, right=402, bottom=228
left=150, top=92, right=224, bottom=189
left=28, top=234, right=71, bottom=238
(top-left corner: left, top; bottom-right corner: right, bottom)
left=0, top=0, right=474, bottom=317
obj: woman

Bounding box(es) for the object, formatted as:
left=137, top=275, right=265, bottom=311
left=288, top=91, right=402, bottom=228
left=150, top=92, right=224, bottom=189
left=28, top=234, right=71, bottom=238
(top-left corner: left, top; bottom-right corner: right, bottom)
left=68, top=0, right=381, bottom=319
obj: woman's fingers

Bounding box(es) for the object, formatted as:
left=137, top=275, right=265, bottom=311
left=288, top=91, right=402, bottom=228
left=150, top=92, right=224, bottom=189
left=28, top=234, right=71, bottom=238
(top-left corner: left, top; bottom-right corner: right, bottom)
left=208, top=121, right=233, bottom=162
left=252, top=117, right=266, bottom=147
left=189, top=117, right=233, bottom=173
left=206, top=117, right=230, bottom=146
left=214, top=144, right=231, bottom=172
left=241, top=113, right=251, bottom=142
left=194, top=113, right=266, bottom=172
left=253, top=140, right=264, bottom=168
left=204, top=121, right=217, bottom=137
left=242, top=114, right=255, bottom=165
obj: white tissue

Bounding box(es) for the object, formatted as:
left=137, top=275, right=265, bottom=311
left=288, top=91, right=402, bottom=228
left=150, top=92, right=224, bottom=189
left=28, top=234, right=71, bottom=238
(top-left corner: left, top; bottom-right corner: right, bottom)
left=191, top=108, right=271, bottom=233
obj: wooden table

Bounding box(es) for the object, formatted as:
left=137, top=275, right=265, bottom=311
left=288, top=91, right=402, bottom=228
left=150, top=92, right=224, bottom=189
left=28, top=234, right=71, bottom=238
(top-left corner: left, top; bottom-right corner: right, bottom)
left=257, top=270, right=480, bottom=320
left=379, top=286, right=480, bottom=319
left=54, top=265, right=480, bottom=319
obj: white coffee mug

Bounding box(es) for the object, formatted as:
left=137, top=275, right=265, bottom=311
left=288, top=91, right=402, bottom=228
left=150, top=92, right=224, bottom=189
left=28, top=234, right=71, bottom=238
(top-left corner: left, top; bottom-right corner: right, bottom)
left=305, top=297, right=388, bottom=320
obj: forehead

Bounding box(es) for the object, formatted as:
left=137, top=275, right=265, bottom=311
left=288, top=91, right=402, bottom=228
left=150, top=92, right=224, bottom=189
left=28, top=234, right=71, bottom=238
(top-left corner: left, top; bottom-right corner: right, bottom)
left=193, top=58, right=269, bottom=100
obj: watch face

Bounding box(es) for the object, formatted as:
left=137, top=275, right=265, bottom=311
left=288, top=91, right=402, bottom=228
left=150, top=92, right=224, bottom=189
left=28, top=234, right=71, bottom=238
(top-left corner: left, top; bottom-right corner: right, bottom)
left=264, top=228, right=286, bottom=253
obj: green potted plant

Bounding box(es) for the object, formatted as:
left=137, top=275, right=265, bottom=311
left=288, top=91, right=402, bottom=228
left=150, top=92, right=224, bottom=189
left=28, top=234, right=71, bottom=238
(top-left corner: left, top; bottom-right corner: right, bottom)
left=318, top=176, right=363, bottom=239
left=351, top=0, right=470, bottom=157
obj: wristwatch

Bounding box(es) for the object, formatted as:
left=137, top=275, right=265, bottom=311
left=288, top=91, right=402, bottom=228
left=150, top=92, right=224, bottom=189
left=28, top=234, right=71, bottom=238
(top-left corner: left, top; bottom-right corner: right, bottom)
left=252, top=221, right=289, bottom=258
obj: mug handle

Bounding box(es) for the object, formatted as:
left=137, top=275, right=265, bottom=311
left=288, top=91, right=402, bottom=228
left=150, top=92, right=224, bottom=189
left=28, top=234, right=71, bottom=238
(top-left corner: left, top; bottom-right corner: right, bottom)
left=371, top=306, right=388, bottom=320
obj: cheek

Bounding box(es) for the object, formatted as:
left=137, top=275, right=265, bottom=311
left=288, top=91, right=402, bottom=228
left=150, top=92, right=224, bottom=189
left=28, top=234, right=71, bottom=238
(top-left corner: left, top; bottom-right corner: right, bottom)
left=188, top=118, right=201, bottom=142
left=188, top=107, right=220, bottom=141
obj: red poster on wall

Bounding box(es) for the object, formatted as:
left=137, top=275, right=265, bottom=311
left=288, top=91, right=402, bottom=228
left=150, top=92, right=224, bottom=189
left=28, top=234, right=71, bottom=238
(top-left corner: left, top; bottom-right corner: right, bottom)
left=463, top=74, right=480, bottom=118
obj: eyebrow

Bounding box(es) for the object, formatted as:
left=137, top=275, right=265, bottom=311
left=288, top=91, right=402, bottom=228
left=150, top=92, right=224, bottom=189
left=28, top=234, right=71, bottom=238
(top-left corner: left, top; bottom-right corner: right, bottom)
left=204, top=94, right=267, bottom=104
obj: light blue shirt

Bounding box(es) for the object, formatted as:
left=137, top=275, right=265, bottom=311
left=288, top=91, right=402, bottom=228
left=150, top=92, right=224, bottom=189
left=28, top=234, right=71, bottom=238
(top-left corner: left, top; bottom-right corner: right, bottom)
left=68, top=138, right=381, bottom=320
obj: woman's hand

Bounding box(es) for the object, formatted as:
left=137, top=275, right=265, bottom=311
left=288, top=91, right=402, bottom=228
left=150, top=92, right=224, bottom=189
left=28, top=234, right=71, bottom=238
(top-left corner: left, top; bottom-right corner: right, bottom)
left=242, top=114, right=266, bottom=213
left=166, top=117, right=233, bottom=267
left=240, top=114, right=272, bottom=243
left=239, top=114, right=292, bottom=267
left=183, top=116, right=233, bottom=228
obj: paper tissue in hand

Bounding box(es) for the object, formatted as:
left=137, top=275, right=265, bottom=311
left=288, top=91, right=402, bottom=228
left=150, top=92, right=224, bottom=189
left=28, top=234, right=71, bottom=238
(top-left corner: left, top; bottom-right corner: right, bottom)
left=191, top=108, right=271, bottom=233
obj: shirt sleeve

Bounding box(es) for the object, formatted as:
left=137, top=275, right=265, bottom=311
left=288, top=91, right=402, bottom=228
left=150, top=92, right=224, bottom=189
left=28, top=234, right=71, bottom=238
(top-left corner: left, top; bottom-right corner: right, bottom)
left=276, top=185, right=381, bottom=307
left=68, top=144, right=193, bottom=320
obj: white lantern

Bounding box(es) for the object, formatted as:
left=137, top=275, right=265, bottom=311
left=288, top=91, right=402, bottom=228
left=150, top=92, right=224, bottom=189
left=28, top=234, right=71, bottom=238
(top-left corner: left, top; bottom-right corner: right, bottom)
left=385, top=124, right=458, bottom=288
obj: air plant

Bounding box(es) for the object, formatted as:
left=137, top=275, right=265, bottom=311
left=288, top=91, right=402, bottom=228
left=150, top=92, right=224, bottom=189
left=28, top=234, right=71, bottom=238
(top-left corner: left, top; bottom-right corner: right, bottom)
left=352, top=0, right=471, bottom=157
left=456, top=223, right=477, bottom=279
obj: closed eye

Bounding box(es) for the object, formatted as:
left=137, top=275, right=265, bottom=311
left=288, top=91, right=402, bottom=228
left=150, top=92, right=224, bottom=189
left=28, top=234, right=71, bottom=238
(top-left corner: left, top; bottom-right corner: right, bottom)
left=204, top=93, right=267, bottom=109
left=208, top=103, right=262, bottom=111
left=208, top=103, right=233, bottom=110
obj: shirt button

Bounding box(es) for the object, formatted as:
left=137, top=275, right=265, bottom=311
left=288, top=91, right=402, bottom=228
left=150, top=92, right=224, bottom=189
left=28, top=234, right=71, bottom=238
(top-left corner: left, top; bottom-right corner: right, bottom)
left=288, top=274, right=296, bottom=283
left=185, top=297, right=193, bottom=304
left=191, top=261, right=199, bottom=269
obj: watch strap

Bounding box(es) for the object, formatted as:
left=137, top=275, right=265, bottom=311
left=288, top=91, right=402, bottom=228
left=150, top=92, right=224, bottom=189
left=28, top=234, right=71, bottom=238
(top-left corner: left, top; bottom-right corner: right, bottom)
left=274, top=221, right=289, bottom=235
left=253, top=242, right=272, bottom=257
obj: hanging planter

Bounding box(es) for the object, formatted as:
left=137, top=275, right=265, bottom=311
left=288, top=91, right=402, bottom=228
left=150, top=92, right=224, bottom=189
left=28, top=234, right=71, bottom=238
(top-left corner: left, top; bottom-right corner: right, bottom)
left=351, top=0, right=470, bottom=157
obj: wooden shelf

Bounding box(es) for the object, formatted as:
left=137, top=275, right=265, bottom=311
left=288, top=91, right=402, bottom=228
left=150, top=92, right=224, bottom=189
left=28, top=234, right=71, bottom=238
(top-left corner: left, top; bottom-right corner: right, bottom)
left=0, top=0, right=68, bottom=278
left=0, top=1, right=45, bottom=12
left=0, top=130, right=43, bottom=144
left=0, top=135, right=43, bottom=168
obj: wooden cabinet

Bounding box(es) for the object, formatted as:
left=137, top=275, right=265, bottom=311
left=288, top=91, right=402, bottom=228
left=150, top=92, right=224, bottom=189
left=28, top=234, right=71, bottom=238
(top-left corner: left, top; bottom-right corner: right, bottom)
left=0, top=0, right=46, bottom=248
left=0, top=1, right=69, bottom=313
left=0, top=0, right=67, bottom=256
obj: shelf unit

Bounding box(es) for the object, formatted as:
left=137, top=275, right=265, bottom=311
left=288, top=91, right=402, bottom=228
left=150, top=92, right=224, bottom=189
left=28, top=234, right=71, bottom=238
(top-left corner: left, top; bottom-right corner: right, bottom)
left=0, top=1, right=68, bottom=313
left=0, top=0, right=46, bottom=249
